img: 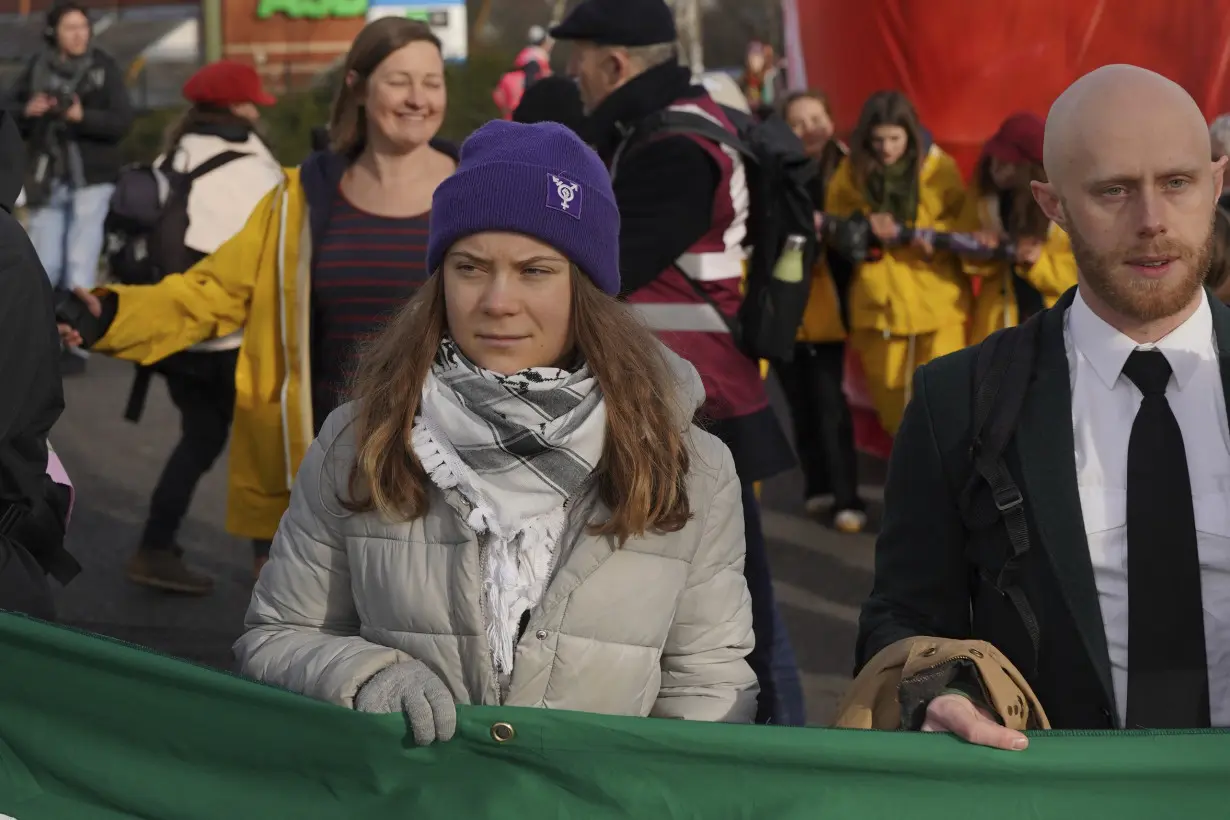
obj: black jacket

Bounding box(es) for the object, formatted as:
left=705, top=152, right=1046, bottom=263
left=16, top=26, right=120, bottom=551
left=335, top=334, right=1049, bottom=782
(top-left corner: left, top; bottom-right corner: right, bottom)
left=584, top=59, right=722, bottom=296
left=858, top=287, right=1230, bottom=729
left=584, top=60, right=794, bottom=483
left=0, top=111, right=69, bottom=619
left=6, top=48, right=134, bottom=187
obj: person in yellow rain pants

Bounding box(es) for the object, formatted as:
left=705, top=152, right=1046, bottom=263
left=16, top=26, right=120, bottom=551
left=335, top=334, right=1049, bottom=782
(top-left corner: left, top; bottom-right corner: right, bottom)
left=825, top=91, right=970, bottom=436
left=958, top=113, right=1078, bottom=344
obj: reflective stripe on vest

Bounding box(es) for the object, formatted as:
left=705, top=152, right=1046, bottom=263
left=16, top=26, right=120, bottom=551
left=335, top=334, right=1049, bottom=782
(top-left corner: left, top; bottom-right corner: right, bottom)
left=632, top=303, right=731, bottom=333
left=677, top=249, right=745, bottom=282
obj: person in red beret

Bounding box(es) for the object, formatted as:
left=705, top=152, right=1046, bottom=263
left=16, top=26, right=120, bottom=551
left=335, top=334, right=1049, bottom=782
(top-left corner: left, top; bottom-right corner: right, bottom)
left=959, top=112, right=1079, bottom=343
left=110, top=59, right=284, bottom=594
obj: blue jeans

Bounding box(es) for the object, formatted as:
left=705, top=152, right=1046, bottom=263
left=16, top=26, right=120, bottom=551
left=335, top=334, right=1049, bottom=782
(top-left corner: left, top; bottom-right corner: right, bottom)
left=27, top=181, right=113, bottom=292
left=741, top=481, right=807, bottom=726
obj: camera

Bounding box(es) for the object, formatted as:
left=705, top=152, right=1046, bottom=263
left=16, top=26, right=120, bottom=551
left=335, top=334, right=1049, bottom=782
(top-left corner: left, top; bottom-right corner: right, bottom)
left=41, top=82, right=76, bottom=117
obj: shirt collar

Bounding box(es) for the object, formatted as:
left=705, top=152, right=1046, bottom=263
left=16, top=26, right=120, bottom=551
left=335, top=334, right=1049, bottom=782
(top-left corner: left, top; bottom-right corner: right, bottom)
left=1068, top=286, right=1212, bottom=391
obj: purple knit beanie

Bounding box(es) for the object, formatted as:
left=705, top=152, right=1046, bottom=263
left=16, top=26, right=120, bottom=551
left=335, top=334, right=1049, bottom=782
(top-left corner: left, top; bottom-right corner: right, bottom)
left=427, top=120, right=621, bottom=295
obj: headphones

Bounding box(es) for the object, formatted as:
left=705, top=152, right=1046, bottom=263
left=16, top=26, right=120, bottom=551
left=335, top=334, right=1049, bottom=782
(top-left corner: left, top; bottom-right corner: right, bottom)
left=44, top=3, right=89, bottom=47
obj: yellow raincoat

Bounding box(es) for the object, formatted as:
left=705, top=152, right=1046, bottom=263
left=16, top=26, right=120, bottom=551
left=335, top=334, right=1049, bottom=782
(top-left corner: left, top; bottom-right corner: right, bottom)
left=824, top=145, right=970, bottom=435
left=94, top=171, right=314, bottom=540
left=957, top=186, right=1078, bottom=344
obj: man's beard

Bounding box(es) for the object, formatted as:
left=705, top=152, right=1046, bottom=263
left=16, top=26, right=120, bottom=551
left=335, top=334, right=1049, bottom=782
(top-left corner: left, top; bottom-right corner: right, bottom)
left=1066, top=207, right=1213, bottom=323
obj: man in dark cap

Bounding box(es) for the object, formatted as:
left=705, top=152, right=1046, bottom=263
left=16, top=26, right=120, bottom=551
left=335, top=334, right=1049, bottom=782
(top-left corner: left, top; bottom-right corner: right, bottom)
left=0, top=110, right=78, bottom=619
left=551, top=0, right=805, bottom=726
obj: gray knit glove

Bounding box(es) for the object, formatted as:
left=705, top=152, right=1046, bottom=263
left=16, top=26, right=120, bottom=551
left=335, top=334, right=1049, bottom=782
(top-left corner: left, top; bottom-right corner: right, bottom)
left=354, top=660, right=457, bottom=745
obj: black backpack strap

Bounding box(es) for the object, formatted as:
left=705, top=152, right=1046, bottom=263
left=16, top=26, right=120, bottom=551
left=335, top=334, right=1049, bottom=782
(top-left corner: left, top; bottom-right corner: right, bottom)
left=633, top=109, right=758, bottom=163
left=124, top=365, right=154, bottom=424
left=966, top=311, right=1045, bottom=673
left=624, top=110, right=750, bottom=340
left=185, top=150, right=249, bottom=181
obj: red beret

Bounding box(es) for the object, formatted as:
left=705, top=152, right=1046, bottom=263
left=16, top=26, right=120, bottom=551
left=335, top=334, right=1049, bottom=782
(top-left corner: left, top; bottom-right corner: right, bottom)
left=985, top=112, right=1045, bottom=166
left=183, top=61, right=276, bottom=108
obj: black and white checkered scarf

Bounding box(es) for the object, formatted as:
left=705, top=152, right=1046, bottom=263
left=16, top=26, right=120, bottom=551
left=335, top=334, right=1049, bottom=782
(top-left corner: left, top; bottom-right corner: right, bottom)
left=411, top=337, right=606, bottom=675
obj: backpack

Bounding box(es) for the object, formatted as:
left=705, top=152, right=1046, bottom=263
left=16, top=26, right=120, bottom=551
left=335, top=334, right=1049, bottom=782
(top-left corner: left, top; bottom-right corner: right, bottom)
left=956, top=310, right=1044, bottom=677
left=623, top=107, right=821, bottom=363
left=104, top=149, right=248, bottom=286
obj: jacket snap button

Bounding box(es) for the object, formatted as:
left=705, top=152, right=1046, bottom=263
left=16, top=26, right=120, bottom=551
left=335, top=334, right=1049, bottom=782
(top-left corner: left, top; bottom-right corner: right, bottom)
left=535, top=630, right=549, bottom=640
left=920, top=647, right=937, bottom=657
left=491, top=722, right=516, bottom=743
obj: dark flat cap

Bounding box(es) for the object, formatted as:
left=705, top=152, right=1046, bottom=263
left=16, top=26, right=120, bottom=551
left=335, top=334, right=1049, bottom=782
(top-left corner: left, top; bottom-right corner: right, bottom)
left=549, top=0, right=677, bottom=47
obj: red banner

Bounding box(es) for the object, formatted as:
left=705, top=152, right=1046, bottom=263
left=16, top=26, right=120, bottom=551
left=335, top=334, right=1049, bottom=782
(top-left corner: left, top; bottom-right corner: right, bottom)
left=798, top=0, right=1230, bottom=176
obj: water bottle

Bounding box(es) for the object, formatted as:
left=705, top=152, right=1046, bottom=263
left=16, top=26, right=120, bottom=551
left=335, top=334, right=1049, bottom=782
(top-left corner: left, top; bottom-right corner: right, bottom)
left=772, top=234, right=808, bottom=283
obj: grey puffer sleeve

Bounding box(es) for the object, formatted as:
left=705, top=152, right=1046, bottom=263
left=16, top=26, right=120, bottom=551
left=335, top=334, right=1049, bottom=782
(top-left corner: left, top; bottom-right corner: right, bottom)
left=651, top=433, right=759, bottom=722
left=233, top=405, right=412, bottom=707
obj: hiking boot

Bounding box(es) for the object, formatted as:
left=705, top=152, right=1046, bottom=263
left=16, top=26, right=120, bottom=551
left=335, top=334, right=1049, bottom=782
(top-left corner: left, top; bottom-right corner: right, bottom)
left=126, top=548, right=214, bottom=595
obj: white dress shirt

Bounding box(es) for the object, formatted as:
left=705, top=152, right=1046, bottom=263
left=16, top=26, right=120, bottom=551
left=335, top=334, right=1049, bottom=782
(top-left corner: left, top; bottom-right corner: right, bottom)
left=1065, top=288, right=1230, bottom=726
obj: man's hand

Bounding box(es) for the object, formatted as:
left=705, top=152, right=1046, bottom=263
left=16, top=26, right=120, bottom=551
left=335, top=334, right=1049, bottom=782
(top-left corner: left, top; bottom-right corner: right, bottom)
left=64, top=95, right=84, bottom=123
left=24, top=93, right=55, bottom=118
left=1015, top=238, right=1044, bottom=267
left=921, top=693, right=1029, bottom=751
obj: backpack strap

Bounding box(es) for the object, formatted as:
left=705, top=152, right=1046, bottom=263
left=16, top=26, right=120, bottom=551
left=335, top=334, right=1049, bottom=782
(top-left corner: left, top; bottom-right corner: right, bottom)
left=633, top=109, right=758, bottom=163
left=185, top=150, right=250, bottom=181
left=619, top=109, right=752, bottom=340
left=965, top=310, right=1045, bottom=674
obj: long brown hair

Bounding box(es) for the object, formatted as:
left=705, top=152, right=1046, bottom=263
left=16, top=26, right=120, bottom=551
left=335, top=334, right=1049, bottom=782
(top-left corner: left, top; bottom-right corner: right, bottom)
left=343, top=269, right=693, bottom=543
left=328, top=17, right=443, bottom=160
left=974, top=156, right=1051, bottom=241
left=847, top=90, right=925, bottom=192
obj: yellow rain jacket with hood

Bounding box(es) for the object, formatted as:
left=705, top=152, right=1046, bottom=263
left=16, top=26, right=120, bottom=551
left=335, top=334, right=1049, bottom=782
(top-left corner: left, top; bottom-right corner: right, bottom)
left=824, top=140, right=970, bottom=435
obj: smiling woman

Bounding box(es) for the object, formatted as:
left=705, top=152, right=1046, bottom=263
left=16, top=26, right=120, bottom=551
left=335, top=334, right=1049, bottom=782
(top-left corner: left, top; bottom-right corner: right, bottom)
left=55, top=17, right=459, bottom=589
left=235, top=120, right=760, bottom=745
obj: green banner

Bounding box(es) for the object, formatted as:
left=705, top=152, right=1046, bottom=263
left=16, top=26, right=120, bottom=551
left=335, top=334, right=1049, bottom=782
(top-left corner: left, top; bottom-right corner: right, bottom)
left=0, top=612, right=1227, bottom=819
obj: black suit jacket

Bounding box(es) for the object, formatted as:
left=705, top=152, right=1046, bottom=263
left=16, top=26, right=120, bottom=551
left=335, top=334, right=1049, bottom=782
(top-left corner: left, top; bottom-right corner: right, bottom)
left=858, top=287, right=1230, bottom=730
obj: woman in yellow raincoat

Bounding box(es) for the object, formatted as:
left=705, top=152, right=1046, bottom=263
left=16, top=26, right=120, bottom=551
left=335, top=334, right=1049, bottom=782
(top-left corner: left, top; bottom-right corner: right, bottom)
left=825, top=91, right=970, bottom=436
left=58, top=18, right=457, bottom=587
left=961, top=112, right=1077, bottom=344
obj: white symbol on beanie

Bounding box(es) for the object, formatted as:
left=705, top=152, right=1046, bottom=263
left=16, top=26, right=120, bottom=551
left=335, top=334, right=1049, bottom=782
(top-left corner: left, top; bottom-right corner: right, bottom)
left=547, top=173, right=583, bottom=220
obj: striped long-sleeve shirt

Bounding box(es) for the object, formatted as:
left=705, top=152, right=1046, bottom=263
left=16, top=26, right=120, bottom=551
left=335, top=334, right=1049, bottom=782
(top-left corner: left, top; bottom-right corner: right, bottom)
left=311, top=193, right=432, bottom=421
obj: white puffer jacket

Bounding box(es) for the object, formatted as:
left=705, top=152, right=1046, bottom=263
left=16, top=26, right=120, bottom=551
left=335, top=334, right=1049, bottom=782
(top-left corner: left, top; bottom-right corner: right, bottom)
left=234, top=350, right=759, bottom=723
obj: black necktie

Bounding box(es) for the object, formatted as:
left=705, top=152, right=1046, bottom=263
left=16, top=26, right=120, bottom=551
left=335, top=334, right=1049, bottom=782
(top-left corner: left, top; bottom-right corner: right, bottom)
left=1121, top=349, right=1210, bottom=728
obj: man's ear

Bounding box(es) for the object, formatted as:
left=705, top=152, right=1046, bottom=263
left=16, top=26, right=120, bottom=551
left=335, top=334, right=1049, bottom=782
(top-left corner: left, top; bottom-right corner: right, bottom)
left=606, top=47, right=633, bottom=86
left=1212, top=155, right=1228, bottom=204
left=1031, top=180, right=1066, bottom=228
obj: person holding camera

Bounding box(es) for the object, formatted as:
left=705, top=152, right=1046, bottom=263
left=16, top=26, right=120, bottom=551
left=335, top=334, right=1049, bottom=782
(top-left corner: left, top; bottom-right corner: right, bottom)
left=5, top=2, right=132, bottom=374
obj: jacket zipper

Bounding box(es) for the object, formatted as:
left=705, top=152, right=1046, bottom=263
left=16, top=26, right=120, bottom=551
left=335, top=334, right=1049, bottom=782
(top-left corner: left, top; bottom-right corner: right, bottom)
left=494, top=475, right=599, bottom=705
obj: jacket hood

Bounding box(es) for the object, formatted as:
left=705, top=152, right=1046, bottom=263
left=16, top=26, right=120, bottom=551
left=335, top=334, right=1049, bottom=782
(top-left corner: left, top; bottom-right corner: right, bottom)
left=658, top=343, right=706, bottom=430
left=0, top=112, right=24, bottom=213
